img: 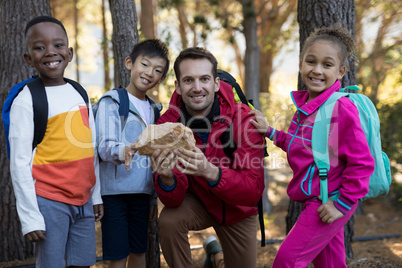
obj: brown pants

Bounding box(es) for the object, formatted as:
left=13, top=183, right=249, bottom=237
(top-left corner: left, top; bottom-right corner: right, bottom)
left=159, top=193, right=258, bottom=268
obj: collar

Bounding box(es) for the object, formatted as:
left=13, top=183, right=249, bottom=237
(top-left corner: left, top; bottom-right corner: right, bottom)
left=290, top=80, right=341, bottom=115
left=180, top=94, right=220, bottom=131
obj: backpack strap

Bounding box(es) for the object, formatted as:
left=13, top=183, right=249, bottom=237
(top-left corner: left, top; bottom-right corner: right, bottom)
left=28, top=78, right=90, bottom=150
left=64, top=78, right=90, bottom=113
left=147, top=97, right=162, bottom=123
left=114, top=88, right=129, bottom=127
left=26, top=78, right=48, bottom=150
left=93, top=88, right=129, bottom=131
left=312, top=92, right=348, bottom=204
left=258, top=197, right=265, bottom=247
left=219, top=121, right=237, bottom=160
left=217, top=69, right=253, bottom=108
left=218, top=119, right=265, bottom=247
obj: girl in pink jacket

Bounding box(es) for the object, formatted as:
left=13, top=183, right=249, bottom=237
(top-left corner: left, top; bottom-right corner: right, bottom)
left=250, top=24, right=374, bottom=267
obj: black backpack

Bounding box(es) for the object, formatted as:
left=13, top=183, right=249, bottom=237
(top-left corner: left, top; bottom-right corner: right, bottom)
left=2, top=77, right=89, bottom=158
left=217, top=70, right=267, bottom=247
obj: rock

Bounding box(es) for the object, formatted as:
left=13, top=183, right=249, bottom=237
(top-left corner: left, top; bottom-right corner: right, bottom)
left=136, top=122, right=196, bottom=156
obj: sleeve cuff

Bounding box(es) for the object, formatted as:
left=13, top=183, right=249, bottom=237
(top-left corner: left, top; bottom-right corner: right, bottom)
left=333, top=195, right=354, bottom=215
left=118, top=145, right=127, bottom=162
left=265, top=127, right=277, bottom=140
left=158, top=175, right=177, bottom=192
left=208, top=167, right=222, bottom=187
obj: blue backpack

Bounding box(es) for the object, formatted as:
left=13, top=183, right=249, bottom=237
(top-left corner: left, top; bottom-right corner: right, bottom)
left=92, top=88, right=162, bottom=130
left=2, top=77, right=89, bottom=158
left=312, top=85, right=391, bottom=203
left=92, top=88, right=130, bottom=130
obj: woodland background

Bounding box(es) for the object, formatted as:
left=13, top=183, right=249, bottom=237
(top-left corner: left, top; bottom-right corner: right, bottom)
left=0, top=0, right=401, bottom=267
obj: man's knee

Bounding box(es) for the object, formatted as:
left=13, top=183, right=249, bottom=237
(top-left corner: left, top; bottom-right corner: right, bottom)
left=158, top=207, right=184, bottom=233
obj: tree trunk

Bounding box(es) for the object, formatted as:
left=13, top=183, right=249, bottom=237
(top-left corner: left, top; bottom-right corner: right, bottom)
left=140, top=0, right=155, bottom=39
left=146, top=205, right=160, bottom=268
left=139, top=2, right=161, bottom=261
left=101, top=0, right=111, bottom=92
left=108, top=0, right=139, bottom=89
left=0, top=0, right=50, bottom=262
left=176, top=5, right=189, bottom=50
left=297, top=0, right=356, bottom=90
left=240, top=0, right=261, bottom=110
left=289, top=0, right=357, bottom=260
left=109, top=1, right=160, bottom=267
left=74, top=0, right=80, bottom=83
left=257, top=0, right=297, bottom=94
left=140, top=0, right=161, bottom=103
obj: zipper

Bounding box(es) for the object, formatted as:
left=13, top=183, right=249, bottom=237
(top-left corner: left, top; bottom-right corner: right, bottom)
left=288, top=110, right=315, bottom=197
left=221, top=200, right=226, bottom=224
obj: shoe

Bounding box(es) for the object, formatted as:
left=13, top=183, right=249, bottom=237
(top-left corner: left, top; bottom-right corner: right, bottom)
left=202, top=235, right=222, bottom=268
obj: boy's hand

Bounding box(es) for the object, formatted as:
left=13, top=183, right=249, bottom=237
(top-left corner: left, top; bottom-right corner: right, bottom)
left=25, top=230, right=46, bottom=242
left=317, top=199, right=343, bottom=224
left=150, top=148, right=177, bottom=186
left=249, top=110, right=269, bottom=135
left=124, top=143, right=138, bottom=171
left=175, top=147, right=219, bottom=183
left=149, top=204, right=158, bottom=221
left=93, top=204, right=104, bottom=222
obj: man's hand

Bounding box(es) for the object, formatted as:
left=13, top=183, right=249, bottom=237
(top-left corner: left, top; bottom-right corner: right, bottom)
left=93, top=204, right=104, bottom=222
left=317, top=199, right=343, bottom=224
left=150, top=148, right=177, bottom=186
left=25, top=230, right=46, bottom=242
left=175, top=147, right=219, bottom=183
left=249, top=109, right=269, bottom=135
left=124, top=143, right=138, bottom=171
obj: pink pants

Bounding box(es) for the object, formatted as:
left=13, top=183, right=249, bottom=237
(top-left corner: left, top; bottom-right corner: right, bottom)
left=273, top=199, right=357, bottom=268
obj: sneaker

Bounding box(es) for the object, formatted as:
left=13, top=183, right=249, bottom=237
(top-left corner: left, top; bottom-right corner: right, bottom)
left=202, top=236, right=222, bottom=268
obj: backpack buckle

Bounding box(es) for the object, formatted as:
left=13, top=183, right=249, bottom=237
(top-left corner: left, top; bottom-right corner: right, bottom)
left=318, top=168, right=328, bottom=180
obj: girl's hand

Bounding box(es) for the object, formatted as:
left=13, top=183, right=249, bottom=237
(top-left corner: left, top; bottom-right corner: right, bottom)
left=249, top=109, right=269, bottom=135
left=317, top=199, right=343, bottom=224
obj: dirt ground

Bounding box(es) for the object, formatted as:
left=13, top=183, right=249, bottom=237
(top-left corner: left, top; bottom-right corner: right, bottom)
left=90, top=197, right=402, bottom=268
left=2, top=169, right=401, bottom=268
left=92, top=184, right=402, bottom=267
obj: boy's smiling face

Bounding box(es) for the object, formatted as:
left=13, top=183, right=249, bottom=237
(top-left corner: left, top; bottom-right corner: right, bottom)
left=125, top=55, right=167, bottom=100
left=24, top=22, right=73, bottom=86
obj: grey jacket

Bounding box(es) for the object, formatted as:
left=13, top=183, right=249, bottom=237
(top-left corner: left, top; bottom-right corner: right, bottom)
left=95, top=89, right=161, bottom=197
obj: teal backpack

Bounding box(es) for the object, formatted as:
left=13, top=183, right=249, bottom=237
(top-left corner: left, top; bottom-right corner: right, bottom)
left=312, top=85, right=391, bottom=204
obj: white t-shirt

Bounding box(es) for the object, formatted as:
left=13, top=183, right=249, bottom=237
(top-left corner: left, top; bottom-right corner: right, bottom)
left=128, top=93, right=152, bottom=125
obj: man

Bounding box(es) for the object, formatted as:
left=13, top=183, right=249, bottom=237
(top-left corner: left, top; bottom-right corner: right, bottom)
left=132, top=47, right=265, bottom=267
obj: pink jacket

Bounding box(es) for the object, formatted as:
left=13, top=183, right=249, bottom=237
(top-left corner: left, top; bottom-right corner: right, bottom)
left=266, top=81, right=374, bottom=214
left=155, top=81, right=265, bottom=225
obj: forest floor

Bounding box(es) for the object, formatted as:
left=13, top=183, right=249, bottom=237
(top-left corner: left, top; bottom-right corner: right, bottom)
left=1, top=168, right=401, bottom=268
